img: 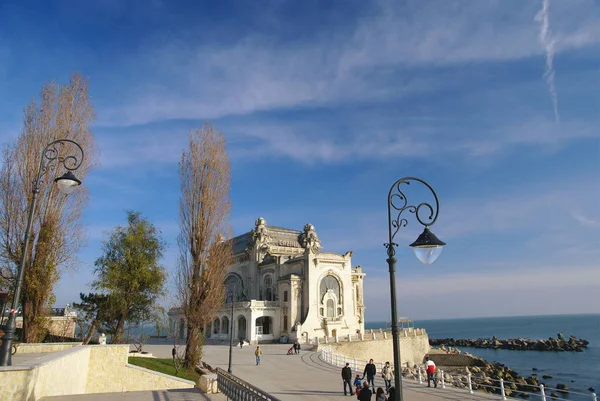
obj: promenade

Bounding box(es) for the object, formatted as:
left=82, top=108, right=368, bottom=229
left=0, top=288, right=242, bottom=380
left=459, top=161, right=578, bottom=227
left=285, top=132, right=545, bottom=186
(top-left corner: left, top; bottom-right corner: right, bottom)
left=40, top=340, right=502, bottom=400
left=143, top=340, right=500, bottom=401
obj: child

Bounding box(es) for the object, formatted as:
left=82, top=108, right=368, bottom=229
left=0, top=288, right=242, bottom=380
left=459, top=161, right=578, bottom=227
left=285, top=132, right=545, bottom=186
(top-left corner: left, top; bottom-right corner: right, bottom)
left=354, top=374, right=363, bottom=397
left=287, top=346, right=295, bottom=355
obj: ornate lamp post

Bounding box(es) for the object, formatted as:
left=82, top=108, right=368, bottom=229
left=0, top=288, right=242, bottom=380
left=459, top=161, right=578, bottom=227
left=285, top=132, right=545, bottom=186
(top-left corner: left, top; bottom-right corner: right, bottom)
left=227, top=284, right=236, bottom=374
left=0, top=139, right=84, bottom=366
left=385, top=177, right=445, bottom=401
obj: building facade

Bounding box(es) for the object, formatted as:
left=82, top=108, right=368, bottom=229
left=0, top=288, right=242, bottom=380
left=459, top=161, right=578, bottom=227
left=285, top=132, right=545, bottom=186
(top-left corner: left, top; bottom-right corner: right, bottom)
left=169, top=218, right=366, bottom=344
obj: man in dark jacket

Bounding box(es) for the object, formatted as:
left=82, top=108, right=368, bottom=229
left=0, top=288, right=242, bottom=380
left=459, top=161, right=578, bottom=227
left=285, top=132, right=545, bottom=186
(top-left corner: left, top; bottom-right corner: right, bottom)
left=341, top=362, right=354, bottom=395
left=363, top=359, right=377, bottom=390
left=358, top=381, right=372, bottom=400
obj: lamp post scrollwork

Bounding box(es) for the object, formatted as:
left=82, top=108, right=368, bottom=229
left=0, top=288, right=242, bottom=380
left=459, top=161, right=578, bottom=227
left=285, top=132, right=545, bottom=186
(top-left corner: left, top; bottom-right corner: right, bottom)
left=0, top=139, right=84, bottom=366
left=385, top=177, right=445, bottom=401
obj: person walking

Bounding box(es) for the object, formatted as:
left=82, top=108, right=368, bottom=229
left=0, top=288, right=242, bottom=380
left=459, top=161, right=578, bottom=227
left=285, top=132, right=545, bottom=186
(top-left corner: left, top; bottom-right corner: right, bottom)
left=358, top=381, right=372, bottom=401
left=363, top=358, right=377, bottom=391
left=424, top=356, right=438, bottom=388
left=341, top=362, right=354, bottom=396
left=255, top=346, right=262, bottom=366
left=381, top=361, right=394, bottom=394
left=354, top=374, right=363, bottom=397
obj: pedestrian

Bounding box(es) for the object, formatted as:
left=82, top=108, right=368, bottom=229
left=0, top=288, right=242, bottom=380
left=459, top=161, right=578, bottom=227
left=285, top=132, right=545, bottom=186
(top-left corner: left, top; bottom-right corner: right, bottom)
left=239, top=338, right=243, bottom=348
left=341, top=362, right=354, bottom=396
left=358, top=381, right=372, bottom=401
left=375, top=387, right=387, bottom=401
left=381, top=361, right=394, bottom=394
left=293, top=341, right=299, bottom=354
left=171, top=346, right=176, bottom=362
left=424, top=356, right=437, bottom=388
left=363, top=358, right=377, bottom=390
left=255, top=346, right=262, bottom=365
left=296, top=342, right=301, bottom=354
left=388, top=387, right=395, bottom=400
left=354, top=374, right=363, bottom=397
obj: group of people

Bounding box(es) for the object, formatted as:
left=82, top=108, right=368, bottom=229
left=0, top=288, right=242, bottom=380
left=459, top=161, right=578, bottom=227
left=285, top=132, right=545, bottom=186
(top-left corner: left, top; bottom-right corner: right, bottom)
left=341, top=356, right=438, bottom=399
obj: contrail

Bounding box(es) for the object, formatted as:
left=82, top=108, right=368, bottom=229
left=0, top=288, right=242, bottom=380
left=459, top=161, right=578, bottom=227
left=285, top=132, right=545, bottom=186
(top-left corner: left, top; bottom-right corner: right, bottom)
left=536, top=0, right=560, bottom=123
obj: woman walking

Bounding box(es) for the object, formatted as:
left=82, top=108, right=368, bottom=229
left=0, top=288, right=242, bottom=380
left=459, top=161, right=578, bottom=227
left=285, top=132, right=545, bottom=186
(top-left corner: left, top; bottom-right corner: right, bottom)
left=381, top=361, right=394, bottom=394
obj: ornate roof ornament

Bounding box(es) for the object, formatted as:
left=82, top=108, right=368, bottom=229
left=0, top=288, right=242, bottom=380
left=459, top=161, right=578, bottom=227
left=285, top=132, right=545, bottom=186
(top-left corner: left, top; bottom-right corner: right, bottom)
left=300, top=223, right=322, bottom=253
left=252, top=217, right=270, bottom=243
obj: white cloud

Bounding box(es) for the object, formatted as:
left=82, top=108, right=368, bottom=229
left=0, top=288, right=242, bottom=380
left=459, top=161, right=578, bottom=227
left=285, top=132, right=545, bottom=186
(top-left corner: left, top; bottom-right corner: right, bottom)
left=96, top=0, right=600, bottom=127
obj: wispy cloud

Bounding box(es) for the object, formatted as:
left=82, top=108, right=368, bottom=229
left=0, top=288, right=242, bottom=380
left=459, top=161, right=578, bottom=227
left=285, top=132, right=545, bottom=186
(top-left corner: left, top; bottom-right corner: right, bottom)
left=536, top=0, right=560, bottom=123
left=95, top=0, right=600, bottom=127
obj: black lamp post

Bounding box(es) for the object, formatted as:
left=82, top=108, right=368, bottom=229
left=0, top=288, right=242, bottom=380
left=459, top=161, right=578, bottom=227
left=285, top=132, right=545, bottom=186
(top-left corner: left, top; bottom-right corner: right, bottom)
left=385, top=177, right=445, bottom=401
left=0, top=139, right=84, bottom=366
left=227, top=284, right=236, bottom=374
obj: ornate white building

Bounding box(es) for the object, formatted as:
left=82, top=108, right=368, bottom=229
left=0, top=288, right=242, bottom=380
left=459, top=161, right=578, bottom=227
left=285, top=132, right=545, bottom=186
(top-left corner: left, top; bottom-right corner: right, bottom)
left=169, top=218, right=366, bottom=344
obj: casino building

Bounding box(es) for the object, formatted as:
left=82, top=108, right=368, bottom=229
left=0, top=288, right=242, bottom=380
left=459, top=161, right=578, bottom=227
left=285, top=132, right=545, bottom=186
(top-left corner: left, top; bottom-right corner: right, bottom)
left=168, top=217, right=366, bottom=344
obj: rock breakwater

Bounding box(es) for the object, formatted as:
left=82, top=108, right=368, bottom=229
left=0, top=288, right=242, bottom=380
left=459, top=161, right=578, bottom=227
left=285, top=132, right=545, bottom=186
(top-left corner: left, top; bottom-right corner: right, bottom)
left=429, top=333, right=589, bottom=352
left=404, top=350, right=579, bottom=399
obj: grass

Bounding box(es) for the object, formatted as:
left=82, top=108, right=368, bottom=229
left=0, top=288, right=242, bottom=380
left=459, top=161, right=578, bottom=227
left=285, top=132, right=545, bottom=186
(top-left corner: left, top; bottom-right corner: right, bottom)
left=128, top=357, right=201, bottom=382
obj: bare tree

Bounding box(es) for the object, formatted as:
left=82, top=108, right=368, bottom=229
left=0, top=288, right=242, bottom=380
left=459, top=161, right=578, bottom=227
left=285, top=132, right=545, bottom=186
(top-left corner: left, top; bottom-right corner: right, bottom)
left=0, top=73, right=97, bottom=342
left=177, top=123, right=232, bottom=369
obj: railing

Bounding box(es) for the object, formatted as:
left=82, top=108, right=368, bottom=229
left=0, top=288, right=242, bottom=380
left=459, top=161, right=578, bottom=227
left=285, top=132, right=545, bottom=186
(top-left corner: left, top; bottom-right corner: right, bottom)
left=216, top=367, right=283, bottom=401
left=310, top=327, right=426, bottom=344
left=320, top=347, right=598, bottom=401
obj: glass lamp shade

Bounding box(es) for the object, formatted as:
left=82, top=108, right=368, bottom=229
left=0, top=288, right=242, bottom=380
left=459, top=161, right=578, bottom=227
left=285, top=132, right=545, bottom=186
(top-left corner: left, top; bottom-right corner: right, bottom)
left=409, top=227, right=446, bottom=265
left=412, top=245, right=444, bottom=265
left=54, top=171, right=81, bottom=195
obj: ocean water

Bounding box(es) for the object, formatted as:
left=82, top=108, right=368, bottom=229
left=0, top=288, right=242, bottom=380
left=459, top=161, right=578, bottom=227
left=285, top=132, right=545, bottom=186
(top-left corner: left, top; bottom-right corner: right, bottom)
left=366, top=314, right=600, bottom=399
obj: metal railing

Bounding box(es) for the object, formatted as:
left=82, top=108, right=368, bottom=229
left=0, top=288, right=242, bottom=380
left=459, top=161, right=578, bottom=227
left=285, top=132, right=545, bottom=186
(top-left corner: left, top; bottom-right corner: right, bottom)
left=320, top=347, right=598, bottom=401
left=311, top=327, right=426, bottom=345
left=216, top=367, right=283, bottom=401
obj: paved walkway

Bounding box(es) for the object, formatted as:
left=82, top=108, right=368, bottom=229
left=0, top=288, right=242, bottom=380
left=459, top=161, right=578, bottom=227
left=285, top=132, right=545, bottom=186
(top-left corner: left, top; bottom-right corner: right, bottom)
left=146, top=340, right=501, bottom=401
left=41, top=340, right=502, bottom=400
left=42, top=389, right=221, bottom=401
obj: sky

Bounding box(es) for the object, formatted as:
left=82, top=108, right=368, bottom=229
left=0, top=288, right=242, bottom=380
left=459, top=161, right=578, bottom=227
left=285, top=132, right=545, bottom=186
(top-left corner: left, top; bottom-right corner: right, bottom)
left=0, top=0, right=598, bottom=321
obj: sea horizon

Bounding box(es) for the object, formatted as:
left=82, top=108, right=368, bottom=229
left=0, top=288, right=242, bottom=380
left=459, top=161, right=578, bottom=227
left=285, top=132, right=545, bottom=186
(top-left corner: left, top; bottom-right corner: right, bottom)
left=367, top=313, right=599, bottom=399
left=365, top=312, right=600, bottom=326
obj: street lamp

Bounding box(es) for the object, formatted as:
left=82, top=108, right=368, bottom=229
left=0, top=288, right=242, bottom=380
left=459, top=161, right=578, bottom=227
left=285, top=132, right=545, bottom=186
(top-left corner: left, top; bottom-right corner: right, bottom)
left=385, top=177, right=445, bottom=401
left=227, top=285, right=236, bottom=374
left=0, top=139, right=84, bottom=366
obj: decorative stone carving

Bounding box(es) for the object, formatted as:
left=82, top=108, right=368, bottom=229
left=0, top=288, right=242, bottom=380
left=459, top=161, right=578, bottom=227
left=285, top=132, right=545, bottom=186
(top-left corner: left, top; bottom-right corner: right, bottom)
left=251, top=217, right=270, bottom=243
left=300, top=223, right=321, bottom=252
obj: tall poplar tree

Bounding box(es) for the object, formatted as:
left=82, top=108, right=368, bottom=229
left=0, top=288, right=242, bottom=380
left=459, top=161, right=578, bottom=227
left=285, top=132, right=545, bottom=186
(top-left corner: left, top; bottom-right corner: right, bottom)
left=0, top=73, right=97, bottom=342
left=177, top=123, right=232, bottom=368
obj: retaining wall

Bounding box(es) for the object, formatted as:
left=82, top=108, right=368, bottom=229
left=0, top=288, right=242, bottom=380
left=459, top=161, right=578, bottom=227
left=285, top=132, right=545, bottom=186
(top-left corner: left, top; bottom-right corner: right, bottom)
left=321, top=329, right=430, bottom=367
left=0, top=345, right=194, bottom=401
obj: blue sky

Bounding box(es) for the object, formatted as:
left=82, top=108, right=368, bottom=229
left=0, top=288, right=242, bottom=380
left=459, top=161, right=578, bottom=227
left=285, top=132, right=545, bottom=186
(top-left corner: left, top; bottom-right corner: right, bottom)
left=0, top=0, right=598, bottom=321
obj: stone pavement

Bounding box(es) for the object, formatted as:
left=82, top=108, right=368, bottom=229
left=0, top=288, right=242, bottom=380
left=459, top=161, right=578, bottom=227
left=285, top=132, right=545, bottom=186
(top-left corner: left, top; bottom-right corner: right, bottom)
left=145, top=340, right=501, bottom=401
left=42, top=389, right=221, bottom=401
left=42, top=339, right=502, bottom=400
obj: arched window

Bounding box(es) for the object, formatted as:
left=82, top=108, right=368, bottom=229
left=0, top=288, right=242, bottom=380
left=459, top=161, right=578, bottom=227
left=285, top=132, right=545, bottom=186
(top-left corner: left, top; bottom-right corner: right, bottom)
left=327, top=299, right=334, bottom=317
left=283, top=290, right=288, bottom=302
left=320, top=275, right=340, bottom=300
left=225, top=275, right=243, bottom=301
left=221, top=316, right=229, bottom=335
left=255, top=317, right=272, bottom=335
left=213, top=318, right=220, bottom=334
left=319, top=274, right=342, bottom=319
left=264, top=274, right=274, bottom=301
left=238, top=316, right=247, bottom=340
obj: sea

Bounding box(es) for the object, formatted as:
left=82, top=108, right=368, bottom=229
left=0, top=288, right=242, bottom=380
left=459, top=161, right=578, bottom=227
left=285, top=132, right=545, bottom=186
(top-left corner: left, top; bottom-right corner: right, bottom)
left=366, top=314, right=600, bottom=399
